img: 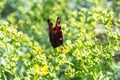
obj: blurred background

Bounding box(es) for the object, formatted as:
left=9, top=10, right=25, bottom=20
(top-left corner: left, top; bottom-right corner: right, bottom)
left=0, top=0, right=120, bottom=80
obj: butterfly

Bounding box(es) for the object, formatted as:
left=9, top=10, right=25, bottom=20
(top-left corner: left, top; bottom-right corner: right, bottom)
left=47, top=17, right=63, bottom=48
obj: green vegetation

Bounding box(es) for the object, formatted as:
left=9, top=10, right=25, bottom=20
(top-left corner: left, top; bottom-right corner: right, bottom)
left=0, top=0, right=120, bottom=80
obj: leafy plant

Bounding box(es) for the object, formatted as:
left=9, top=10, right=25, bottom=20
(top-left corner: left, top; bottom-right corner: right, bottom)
left=0, top=0, right=120, bottom=80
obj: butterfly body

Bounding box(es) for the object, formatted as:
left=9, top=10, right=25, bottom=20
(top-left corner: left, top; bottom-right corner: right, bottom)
left=47, top=17, right=63, bottom=48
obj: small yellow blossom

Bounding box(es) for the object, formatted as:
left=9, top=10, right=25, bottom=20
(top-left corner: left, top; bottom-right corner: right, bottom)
left=43, top=65, right=48, bottom=71
left=34, top=64, right=40, bottom=70
left=66, top=40, right=71, bottom=45
left=42, top=65, right=48, bottom=76
left=4, top=64, right=10, bottom=69
left=34, top=64, right=40, bottom=75
left=56, top=47, right=61, bottom=52
left=34, top=45, right=43, bottom=53
left=62, top=49, right=69, bottom=53
left=34, top=64, right=48, bottom=76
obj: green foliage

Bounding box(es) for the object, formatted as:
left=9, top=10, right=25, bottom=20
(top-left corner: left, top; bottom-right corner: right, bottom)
left=0, top=0, right=120, bottom=80
left=0, top=0, right=6, bottom=14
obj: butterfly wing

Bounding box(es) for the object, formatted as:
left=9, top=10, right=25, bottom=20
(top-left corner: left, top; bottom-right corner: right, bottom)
left=55, top=17, right=63, bottom=45
left=47, top=19, right=54, bottom=46
left=47, top=17, right=63, bottom=48
left=50, top=31, right=60, bottom=48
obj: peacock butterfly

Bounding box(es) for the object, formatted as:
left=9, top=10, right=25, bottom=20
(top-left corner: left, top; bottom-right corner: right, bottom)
left=47, top=17, right=63, bottom=48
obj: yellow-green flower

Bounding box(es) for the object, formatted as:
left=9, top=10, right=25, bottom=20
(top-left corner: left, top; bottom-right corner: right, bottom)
left=34, top=64, right=40, bottom=75
left=42, top=65, right=48, bottom=76
left=56, top=47, right=62, bottom=52
left=34, top=45, right=43, bottom=53
left=34, top=64, right=48, bottom=76
left=62, top=49, right=69, bottom=53
left=34, top=64, right=40, bottom=70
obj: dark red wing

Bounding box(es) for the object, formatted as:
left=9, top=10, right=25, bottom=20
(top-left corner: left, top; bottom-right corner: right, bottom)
left=47, top=17, right=63, bottom=48
left=49, top=32, right=60, bottom=48
left=47, top=19, right=54, bottom=44
left=55, top=17, right=63, bottom=45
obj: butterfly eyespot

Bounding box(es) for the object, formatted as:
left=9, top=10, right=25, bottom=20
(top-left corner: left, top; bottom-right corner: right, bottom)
left=59, top=38, right=62, bottom=40
left=47, top=17, right=63, bottom=48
